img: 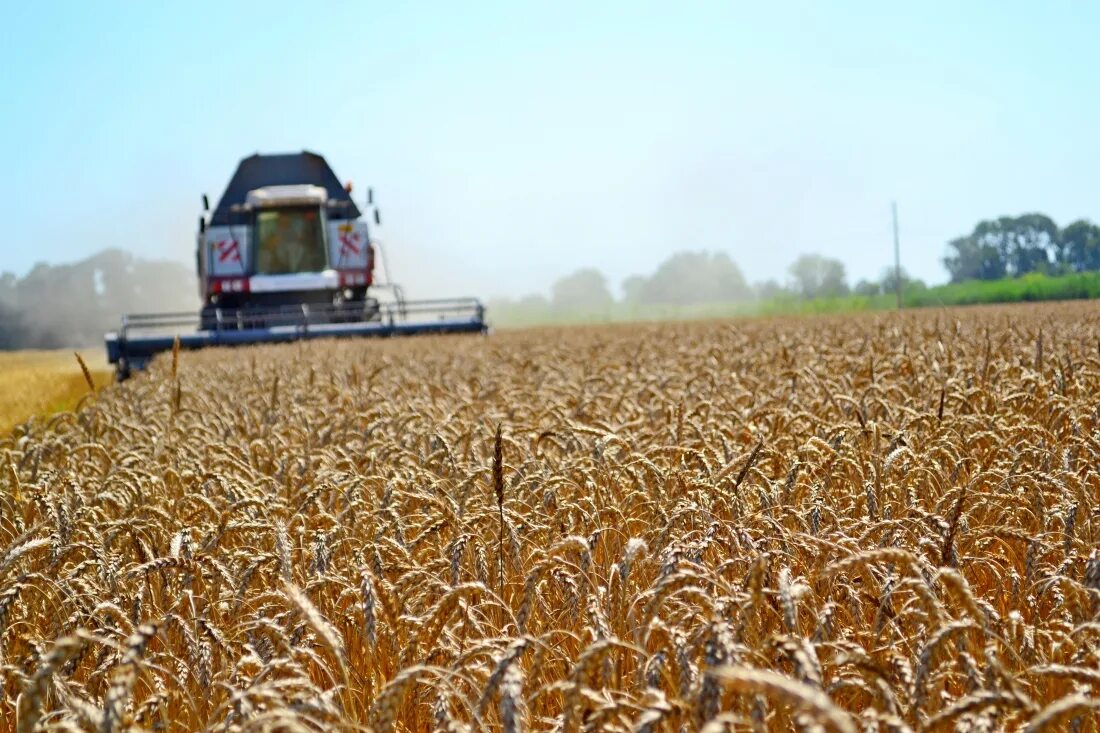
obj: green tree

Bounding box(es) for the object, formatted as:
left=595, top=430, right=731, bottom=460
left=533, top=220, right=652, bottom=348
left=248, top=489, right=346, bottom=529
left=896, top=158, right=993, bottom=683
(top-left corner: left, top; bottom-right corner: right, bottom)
left=0, top=249, right=197, bottom=348
left=621, top=275, right=647, bottom=304
left=630, top=251, right=750, bottom=305
left=0, top=272, right=15, bottom=307
left=943, top=214, right=1056, bottom=282
left=517, top=294, right=551, bottom=310
left=995, top=214, right=1057, bottom=275
left=853, top=279, right=881, bottom=297
left=754, top=279, right=786, bottom=299
left=880, top=266, right=925, bottom=296
left=788, top=254, right=848, bottom=298
left=550, top=268, right=613, bottom=311
left=1058, top=219, right=1100, bottom=272
left=943, top=235, right=1005, bottom=282
left=0, top=301, right=30, bottom=349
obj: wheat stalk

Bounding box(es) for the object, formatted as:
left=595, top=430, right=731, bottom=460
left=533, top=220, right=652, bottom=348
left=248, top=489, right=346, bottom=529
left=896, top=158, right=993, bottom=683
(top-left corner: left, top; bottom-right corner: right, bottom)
left=74, top=352, right=96, bottom=393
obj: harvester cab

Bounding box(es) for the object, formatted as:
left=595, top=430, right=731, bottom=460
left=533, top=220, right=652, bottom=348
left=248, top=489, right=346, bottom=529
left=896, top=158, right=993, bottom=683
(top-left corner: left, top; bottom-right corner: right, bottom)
left=106, top=151, right=486, bottom=378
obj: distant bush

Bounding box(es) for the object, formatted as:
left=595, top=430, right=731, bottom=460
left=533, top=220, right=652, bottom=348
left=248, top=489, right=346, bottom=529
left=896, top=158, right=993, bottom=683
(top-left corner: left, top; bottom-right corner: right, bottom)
left=904, top=271, right=1100, bottom=308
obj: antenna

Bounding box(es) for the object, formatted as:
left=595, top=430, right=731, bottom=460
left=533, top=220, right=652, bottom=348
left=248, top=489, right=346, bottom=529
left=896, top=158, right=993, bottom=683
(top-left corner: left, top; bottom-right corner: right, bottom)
left=892, top=201, right=902, bottom=310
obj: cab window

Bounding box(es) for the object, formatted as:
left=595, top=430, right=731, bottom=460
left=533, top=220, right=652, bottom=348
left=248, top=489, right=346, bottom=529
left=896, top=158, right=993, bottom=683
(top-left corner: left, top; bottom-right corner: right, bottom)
left=254, top=207, right=327, bottom=274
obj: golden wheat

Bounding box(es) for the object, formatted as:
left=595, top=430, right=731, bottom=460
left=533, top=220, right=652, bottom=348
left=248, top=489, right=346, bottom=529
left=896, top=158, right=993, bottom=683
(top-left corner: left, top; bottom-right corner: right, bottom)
left=0, top=301, right=1099, bottom=731
left=0, top=349, right=110, bottom=434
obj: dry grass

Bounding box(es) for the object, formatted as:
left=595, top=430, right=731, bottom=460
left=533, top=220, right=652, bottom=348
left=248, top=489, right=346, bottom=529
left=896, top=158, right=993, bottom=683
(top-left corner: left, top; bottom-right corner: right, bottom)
left=1, top=301, right=1100, bottom=731
left=0, top=350, right=111, bottom=435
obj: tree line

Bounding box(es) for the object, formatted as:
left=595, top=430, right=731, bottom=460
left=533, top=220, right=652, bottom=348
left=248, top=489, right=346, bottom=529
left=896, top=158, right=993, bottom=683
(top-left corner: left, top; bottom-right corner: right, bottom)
left=3, top=211, right=1098, bottom=347
left=0, top=249, right=196, bottom=348
left=492, top=212, right=1100, bottom=317
left=944, top=214, right=1100, bottom=281
left=490, top=250, right=914, bottom=316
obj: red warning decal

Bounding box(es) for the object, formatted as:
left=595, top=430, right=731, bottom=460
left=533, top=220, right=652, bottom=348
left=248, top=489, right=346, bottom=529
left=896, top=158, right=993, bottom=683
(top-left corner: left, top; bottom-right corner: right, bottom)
left=337, top=224, right=362, bottom=258
left=215, top=239, right=241, bottom=264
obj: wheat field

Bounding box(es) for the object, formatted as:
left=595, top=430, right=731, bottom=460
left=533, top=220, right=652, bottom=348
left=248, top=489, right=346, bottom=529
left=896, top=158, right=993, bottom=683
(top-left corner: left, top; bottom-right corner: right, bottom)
left=0, top=350, right=112, bottom=436
left=1, top=302, right=1099, bottom=732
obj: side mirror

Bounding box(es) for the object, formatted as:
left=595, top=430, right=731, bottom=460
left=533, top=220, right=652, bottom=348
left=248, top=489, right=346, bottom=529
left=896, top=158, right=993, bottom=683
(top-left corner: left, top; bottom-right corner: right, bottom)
left=374, top=209, right=381, bottom=226
left=202, top=194, right=210, bottom=212
left=199, top=216, right=206, bottom=234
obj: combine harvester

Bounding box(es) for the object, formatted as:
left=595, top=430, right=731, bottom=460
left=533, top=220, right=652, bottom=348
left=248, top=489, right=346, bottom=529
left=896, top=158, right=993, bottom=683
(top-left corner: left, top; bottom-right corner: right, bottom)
left=105, top=151, right=486, bottom=378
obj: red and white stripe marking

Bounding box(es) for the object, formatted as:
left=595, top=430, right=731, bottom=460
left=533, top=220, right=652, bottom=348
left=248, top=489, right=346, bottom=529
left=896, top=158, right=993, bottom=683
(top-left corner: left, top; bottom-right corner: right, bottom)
left=215, top=239, right=242, bottom=264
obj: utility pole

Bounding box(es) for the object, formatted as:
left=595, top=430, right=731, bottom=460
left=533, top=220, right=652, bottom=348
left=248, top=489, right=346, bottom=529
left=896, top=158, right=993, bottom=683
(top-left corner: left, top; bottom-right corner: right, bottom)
left=892, top=201, right=902, bottom=310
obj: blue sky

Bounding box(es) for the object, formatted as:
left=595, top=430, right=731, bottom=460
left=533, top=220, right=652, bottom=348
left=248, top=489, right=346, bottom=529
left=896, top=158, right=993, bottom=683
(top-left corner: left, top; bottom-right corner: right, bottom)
left=3, top=1, right=1100, bottom=299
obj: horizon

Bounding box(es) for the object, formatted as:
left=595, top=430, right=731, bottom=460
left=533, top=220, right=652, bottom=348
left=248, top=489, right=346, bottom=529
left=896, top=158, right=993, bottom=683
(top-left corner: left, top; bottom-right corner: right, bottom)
left=4, top=2, right=1100, bottom=300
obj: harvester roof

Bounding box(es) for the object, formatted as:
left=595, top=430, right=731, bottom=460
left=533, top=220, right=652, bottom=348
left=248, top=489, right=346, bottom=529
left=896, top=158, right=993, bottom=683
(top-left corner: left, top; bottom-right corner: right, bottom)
left=209, top=151, right=361, bottom=226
